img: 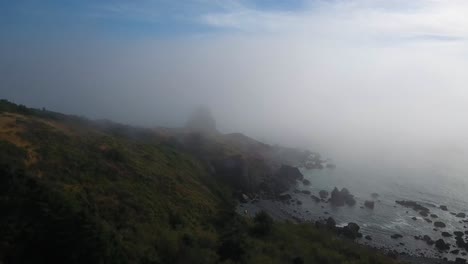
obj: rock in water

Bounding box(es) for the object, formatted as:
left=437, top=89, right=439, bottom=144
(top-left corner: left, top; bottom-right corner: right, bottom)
left=364, top=200, right=375, bottom=209
left=310, top=195, right=320, bottom=203
left=340, top=222, right=362, bottom=239
left=440, top=205, right=448, bottom=211
left=456, top=213, right=466, bottom=218
left=330, top=187, right=356, bottom=207
left=391, top=234, right=403, bottom=239
left=435, top=239, right=450, bottom=251
left=319, top=190, right=329, bottom=199
left=434, top=221, right=447, bottom=228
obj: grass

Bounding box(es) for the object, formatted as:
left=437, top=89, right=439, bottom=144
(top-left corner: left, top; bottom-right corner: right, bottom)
left=0, top=99, right=397, bottom=264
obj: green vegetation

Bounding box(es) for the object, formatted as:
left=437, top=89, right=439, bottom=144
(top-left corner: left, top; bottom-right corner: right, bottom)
left=0, top=100, right=396, bottom=264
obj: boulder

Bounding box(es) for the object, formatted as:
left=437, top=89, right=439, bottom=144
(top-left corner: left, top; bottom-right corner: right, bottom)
left=319, top=190, right=329, bottom=199
left=302, top=179, right=311, bottom=185
left=442, top=232, right=453, bottom=237
left=440, top=205, right=448, bottom=211
left=301, top=190, right=311, bottom=195
left=419, top=211, right=429, bottom=217
left=430, top=214, right=438, bottom=218
left=435, top=239, right=450, bottom=251
left=365, top=235, right=372, bottom=240
left=364, top=200, right=375, bottom=209
left=310, top=195, right=320, bottom=203
left=451, top=249, right=460, bottom=255
left=340, top=222, right=362, bottom=239
left=424, top=218, right=432, bottom=223
left=330, top=187, right=356, bottom=207
left=434, top=221, right=447, bottom=228
left=454, top=231, right=464, bottom=237
left=423, top=235, right=434, bottom=245
left=412, top=217, right=417, bottom=221
left=457, top=213, right=466, bottom=218
left=391, top=234, right=403, bottom=239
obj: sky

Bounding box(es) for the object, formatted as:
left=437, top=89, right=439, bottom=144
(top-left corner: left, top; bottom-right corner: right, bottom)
left=2, top=0, right=468, bottom=154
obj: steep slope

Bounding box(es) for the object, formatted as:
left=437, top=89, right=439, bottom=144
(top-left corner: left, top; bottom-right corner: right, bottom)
left=0, top=100, right=396, bottom=264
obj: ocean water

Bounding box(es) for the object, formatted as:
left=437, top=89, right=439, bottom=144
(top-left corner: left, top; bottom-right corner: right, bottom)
left=295, top=150, right=468, bottom=260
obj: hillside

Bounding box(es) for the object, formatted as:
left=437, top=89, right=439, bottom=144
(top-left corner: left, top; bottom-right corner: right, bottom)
left=0, top=100, right=396, bottom=264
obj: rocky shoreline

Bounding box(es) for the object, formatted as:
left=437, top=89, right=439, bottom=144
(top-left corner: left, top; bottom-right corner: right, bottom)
left=236, top=165, right=468, bottom=264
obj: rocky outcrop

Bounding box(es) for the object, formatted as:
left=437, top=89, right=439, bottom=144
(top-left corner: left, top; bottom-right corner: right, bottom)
left=330, top=187, right=356, bottom=207
left=319, top=190, right=329, bottom=199
left=395, top=200, right=430, bottom=214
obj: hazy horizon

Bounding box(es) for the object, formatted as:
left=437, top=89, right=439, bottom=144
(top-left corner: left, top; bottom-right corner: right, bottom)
left=2, top=0, right=468, bottom=155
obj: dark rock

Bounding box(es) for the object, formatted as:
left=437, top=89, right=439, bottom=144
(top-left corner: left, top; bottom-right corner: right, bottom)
left=424, top=218, right=432, bottom=223
left=442, top=232, right=453, bottom=237
left=435, top=239, right=450, bottom=251
left=297, top=200, right=302, bottom=205
left=340, top=222, right=362, bottom=239
left=440, top=205, right=448, bottom=211
left=278, top=193, right=292, bottom=201
left=455, top=258, right=467, bottom=264
left=302, top=179, right=311, bottom=185
left=365, top=235, right=372, bottom=240
left=274, top=165, right=304, bottom=193
left=423, top=235, right=434, bottom=245
left=454, top=231, right=464, bottom=237
left=330, top=187, right=356, bottom=207
left=396, top=200, right=430, bottom=213
left=451, top=249, right=460, bottom=255
left=391, top=234, right=403, bottom=239
left=310, top=195, right=320, bottom=203
left=414, top=235, right=422, bottom=240
left=457, top=213, right=467, bottom=218
left=301, top=190, right=311, bottom=195
left=412, top=217, right=418, bottom=221
left=465, top=231, right=468, bottom=235
left=364, top=200, right=375, bottom=209
left=319, top=190, right=329, bottom=199
left=326, top=217, right=336, bottom=229
left=434, top=221, right=447, bottom=228
left=430, top=214, right=438, bottom=218
left=419, top=211, right=428, bottom=217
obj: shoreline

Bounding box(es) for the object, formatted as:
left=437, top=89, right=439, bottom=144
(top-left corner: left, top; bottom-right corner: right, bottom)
left=237, top=198, right=459, bottom=264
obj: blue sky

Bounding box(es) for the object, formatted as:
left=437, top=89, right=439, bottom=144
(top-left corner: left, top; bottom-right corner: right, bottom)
left=0, top=0, right=306, bottom=39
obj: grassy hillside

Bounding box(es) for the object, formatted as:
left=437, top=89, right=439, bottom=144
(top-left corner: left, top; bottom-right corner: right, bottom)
left=0, top=100, right=396, bottom=264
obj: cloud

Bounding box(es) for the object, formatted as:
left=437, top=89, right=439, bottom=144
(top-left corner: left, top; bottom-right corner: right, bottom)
left=200, top=0, right=468, bottom=44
